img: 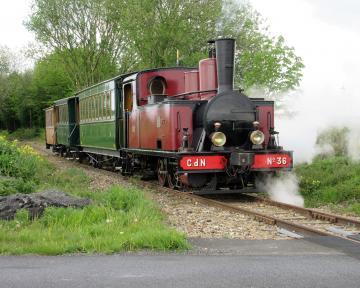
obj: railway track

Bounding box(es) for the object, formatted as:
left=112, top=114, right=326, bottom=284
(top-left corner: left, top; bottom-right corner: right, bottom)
left=32, top=142, right=360, bottom=244
left=66, top=165, right=360, bottom=244
left=190, top=193, right=360, bottom=243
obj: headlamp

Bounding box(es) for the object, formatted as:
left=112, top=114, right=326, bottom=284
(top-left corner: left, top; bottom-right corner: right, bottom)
left=250, top=130, right=265, bottom=145
left=210, top=132, right=226, bottom=147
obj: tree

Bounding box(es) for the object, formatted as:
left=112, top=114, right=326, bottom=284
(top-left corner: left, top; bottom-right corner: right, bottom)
left=26, top=0, right=133, bottom=89
left=32, top=52, right=73, bottom=103
left=0, top=46, right=11, bottom=74
left=316, top=127, right=350, bottom=157
left=217, top=1, right=304, bottom=99
left=26, top=0, right=304, bottom=98
left=118, top=0, right=222, bottom=68
left=0, top=49, right=73, bottom=130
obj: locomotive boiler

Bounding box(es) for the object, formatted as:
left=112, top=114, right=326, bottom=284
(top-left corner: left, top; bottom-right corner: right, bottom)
left=45, top=38, right=292, bottom=194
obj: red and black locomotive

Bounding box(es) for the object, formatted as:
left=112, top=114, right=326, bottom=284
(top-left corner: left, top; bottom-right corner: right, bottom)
left=45, top=38, right=293, bottom=194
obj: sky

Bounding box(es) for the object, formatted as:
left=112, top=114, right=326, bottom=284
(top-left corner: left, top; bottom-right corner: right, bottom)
left=0, top=0, right=33, bottom=49
left=250, top=0, right=360, bottom=162
left=1, top=0, right=360, bottom=162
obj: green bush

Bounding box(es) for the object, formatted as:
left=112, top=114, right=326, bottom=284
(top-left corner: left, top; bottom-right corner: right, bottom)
left=315, top=126, right=349, bottom=157
left=7, top=128, right=42, bottom=141
left=296, top=156, right=360, bottom=212
left=0, top=177, right=36, bottom=196
left=0, top=135, right=52, bottom=195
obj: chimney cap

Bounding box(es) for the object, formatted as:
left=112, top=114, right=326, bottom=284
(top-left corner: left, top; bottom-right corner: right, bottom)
left=215, top=38, right=235, bottom=42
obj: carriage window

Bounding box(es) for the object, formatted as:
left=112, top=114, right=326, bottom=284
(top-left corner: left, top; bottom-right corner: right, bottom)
left=46, top=110, right=52, bottom=127
left=96, top=94, right=100, bottom=120
left=124, top=83, right=133, bottom=112
left=87, top=98, right=90, bottom=121
left=102, top=93, right=106, bottom=119
left=101, top=93, right=104, bottom=119
left=92, top=96, right=95, bottom=120
left=111, top=90, right=115, bottom=118
left=105, top=92, right=110, bottom=119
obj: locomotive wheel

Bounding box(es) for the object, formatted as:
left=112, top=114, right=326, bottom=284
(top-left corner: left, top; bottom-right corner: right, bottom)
left=157, top=159, right=168, bottom=187
left=167, top=165, right=179, bottom=189
left=167, top=170, right=176, bottom=189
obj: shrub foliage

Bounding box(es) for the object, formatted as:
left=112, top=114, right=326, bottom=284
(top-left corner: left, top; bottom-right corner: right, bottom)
left=0, top=135, right=52, bottom=195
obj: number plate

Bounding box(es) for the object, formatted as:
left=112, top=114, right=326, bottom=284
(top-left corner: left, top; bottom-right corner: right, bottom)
left=251, top=153, right=292, bottom=169
left=179, top=156, right=227, bottom=170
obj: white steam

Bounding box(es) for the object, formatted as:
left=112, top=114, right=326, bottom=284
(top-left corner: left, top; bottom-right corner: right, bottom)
left=250, top=0, right=360, bottom=164
left=347, top=127, right=360, bottom=162
left=258, top=173, right=304, bottom=207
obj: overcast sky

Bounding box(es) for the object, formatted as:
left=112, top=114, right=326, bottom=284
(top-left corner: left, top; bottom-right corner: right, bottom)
left=0, top=0, right=32, bottom=49
left=1, top=0, right=359, bottom=162
left=250, top=0, right=360, bottom=161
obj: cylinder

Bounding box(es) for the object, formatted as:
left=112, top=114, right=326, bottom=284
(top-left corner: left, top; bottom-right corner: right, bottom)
left=215, top=38, right=235, bottom=94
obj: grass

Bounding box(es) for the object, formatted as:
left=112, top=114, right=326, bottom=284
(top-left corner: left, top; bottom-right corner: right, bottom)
left=0, top=186, right=188, bottom=255
left=0, top=135, right=53, bottom=196
left=0, top=136, right=189, bottom=254
left=295, top=156, right=360, bottom=215
left=5, top=128, right=44, bottom=141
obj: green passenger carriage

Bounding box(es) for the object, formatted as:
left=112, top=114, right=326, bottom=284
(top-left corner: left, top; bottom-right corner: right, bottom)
left=78, top=79, right=120, bottom=154
left=54, top=96, right=79, bottom=151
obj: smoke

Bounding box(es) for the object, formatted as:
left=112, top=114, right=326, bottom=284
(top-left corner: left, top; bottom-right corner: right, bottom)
left=257, top=173, right=304, bottom=207
left=347, top=127, right=360, bottom=162
left=249, top=0, right=360, bottom=164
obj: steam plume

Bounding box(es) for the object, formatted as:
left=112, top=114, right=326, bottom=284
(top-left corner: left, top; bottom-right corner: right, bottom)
left=258, top=173, right=304, bottom=207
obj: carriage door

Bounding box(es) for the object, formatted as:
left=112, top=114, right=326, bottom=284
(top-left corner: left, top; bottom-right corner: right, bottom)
left=116, top=80, right=124, bottom=148
left=123, top=81, right=134, bottom=148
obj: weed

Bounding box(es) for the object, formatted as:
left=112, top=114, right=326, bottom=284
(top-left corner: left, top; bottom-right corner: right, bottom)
left=0, top=136, right=53, bottom=195
left=296, top=156, right=360, bottom=215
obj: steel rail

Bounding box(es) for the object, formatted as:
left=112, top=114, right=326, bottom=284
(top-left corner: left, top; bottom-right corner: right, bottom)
left=156, top=188, right=360, bottom=243
left=243, top=194, right=360, bottom=229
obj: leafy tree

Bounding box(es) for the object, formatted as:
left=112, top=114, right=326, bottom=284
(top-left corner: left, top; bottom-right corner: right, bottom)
left=0, top=72, right=27, bottom=130
left=30, top=52, right=74, bottom=126
left=26, top=0, right=304, bottom=97
left=32, top=52, right=73, bottom=104
left=118, top=0, right=222, bottom=68
left=217, top=1, right=304, bottom=98
left=0, top=46, right=11, bottom=74
left=26, top=0, right=132, bottom=89
left=316, top=127, right=350, bottom=157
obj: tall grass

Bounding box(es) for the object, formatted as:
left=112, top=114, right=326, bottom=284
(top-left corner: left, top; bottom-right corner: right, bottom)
left=7, top=128, right=43, bottom=141
left=0, top=186, right=188, bottom=255
left=0, top=136, right=188, bottom=254
left=296, top=156, right=360, bottom=215
left=0, top=135, right=53, bottom=195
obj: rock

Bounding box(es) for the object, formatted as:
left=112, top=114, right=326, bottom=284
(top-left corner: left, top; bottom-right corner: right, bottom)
left=33, top=189, right=91, bottom=208
left=0, top=189, right=90, bottom=220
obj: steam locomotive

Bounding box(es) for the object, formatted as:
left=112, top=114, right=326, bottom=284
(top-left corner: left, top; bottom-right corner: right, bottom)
left=45, top=38, right=292, bottom=194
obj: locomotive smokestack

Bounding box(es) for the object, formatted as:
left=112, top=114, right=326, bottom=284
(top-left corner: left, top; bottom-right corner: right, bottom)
left=215, top=38, right=235, bottom=94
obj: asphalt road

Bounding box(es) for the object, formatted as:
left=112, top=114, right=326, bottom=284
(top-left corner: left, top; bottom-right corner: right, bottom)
left=1, top=237, right=359, bottom=288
